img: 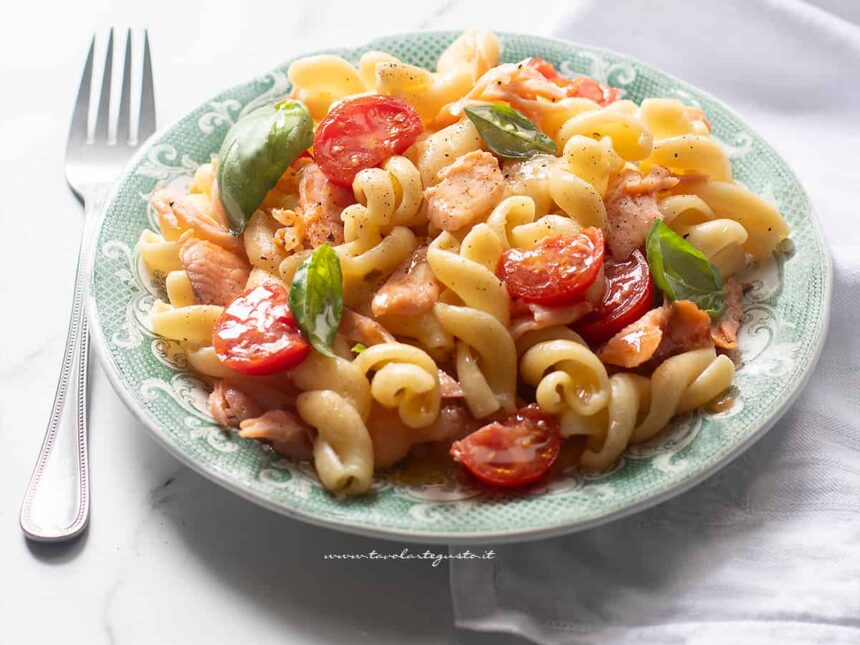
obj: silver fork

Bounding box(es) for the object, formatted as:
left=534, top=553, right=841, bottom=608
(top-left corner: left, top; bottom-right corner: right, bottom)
left=20, top=29, right=156, bottom=541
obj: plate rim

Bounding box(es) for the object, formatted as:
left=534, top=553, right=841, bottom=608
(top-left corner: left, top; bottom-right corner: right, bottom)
left=86, top=30, right=833, bottom=544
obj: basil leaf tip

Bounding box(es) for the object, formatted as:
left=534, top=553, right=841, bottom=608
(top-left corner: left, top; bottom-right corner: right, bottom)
left=351, top=343, right=367, bottom=354
left=464, top=104, right=556, bottom=159
left=288, top=244, right=344, bottom=358
left=216, top=99, right=313, bottom=235
left=645, top=220, right=726, bottom=318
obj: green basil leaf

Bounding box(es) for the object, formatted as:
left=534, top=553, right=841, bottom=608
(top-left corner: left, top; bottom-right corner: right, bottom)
left=288, top=245, right=344, bottom=358
left=464, top=104, right=556, bottom=159
left=216, top=99, right=313, bottom=235
left=351, top=343, right=367, bottom=354
left=646, top=220, right=726, bottom=318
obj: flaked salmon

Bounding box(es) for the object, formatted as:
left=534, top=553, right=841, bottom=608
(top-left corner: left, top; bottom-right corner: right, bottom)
left=179, top=232, right=250, bottom=307
left=712, top=279, right=744, bottom=350
left=604, top=166, right=678, bottom=259
left=509, top=301, right=593, bottom=340
left=150, top=191, right=245, bottom=256
left=208, top=378, right=296, bottom=428
left=599, top=300, right=713, bottom=368
left=369, top=401, right=478, bottom=468
left=209, top=380, right=262, bottom=427
left=239, top=409, right=314, bottom=460
left=424, top=150, right=504, bottom=231
left=339, top=308, right=396, bottom=346
left=298, top=162, right=353, bottom=247
left=371, top=245, right=441, bottom=317
left=431, top=62, right=567, bottom=130
left=652, top=300, right=714, bottom=363
left=598, top=306, right=668, bottom=368
left=622, top=168, right=680, bottom=196
left=438, top=369, right=464, bottom=398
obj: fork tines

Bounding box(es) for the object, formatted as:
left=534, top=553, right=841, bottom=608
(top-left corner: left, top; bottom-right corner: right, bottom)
left=70, top=28, right=156, bottom=148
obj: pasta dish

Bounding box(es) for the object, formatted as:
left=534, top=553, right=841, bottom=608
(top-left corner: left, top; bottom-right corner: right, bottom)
left=138, top=30, right=789, bottom=495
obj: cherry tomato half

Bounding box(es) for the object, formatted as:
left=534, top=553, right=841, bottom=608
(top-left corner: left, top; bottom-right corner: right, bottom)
left=213, top=283, right=310, bottom=376
left=497, top=229, right=605, bottom=307
left=313, top=95, right=423, bottom=186
left=528, top=58, right=619, bottom=106
left=574, top=249, right=655, bottom=344
left=450, top=405, right=561, bottom=488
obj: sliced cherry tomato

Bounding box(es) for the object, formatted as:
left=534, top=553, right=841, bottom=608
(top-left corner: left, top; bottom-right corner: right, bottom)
left=528, top=58, right=618, bottom=106
left=313, top=95, right=423, bottom=186
left=497, top=229, right=605, bottom=306
left=574, top=249, right=655, bottom=344
left=450, top=405, right=561, bottom=488
left=213, top=283, right=310, bottom=375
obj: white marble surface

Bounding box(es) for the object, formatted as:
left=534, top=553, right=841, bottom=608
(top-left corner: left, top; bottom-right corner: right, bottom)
left=0, top=1, right=577, bottom=642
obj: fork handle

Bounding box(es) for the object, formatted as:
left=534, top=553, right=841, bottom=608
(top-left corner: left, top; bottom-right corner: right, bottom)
left=20, top=191, right=105, bottom=541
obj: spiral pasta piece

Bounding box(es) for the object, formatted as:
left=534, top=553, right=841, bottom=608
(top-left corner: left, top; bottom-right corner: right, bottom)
left=426, top=227, right=509, bottom=325
left=290, top=352, right=372, bottom=421
left=374, top=60, right=473, bottom=124
left=375, top=312, right=455, bottom=356
left=561, top=348, right=734, bottom=470
left=501, top=155, right=559, bottom=216
left=646, top=135, right=732, bottom=182
left=352, top=155, right=424, bottom=227
left=487, top=195, right=582, bottom=249
left=165, top=270, right=195, bottom=307
left=297, top=390, right=374, bottom=494
left=436, top=29, right=501, bottom=81
left=539, top=98, right=601, bottom=142
left=563, top=373, right=649, bottom=471
left=639, top=98, right=710, bottom=140
left=549, top=170, right=609, bottom=232
left=245, top=267, right=287, bottom=291
left=149, top=300, right=223, bottom=346
left=514, top=325, right=586, bottom=356
left=676, top=180, right=790, bottom=260
left=357, top=51, right=399, bottom=88
left=188, top=161, right=216, bottom=198
left=520, top=339, right=611, bottom=417
left=677, top=219, right=749, bottom=277
left=138, top=229, right=182, bottom=273
left=676, top=352, right=736, bottom=414
left=411, top=118, right=483, bottom=186
left=278, top=249, right=311, bottom=287
left=352, top=343, right=441, bottom=428
left=548, top=133, right=626, bottom=233
left=659, top=194, right=716, bottom=227
left=185, top=346, right=239, bottom=379
left=287, top=55, right=366, bottom=120
left=631, top=347, right=734, bottom=443
left=337, top=202, right=418, bottom=285
left=660, top=194, right=748, bottom=277
left=560, top=135, right=624, bottom=196
left=243, top=210, right=286, bottom=274
left=434, top=303, right=517, bottom=417
left=556, top=108, right=653, bottom=160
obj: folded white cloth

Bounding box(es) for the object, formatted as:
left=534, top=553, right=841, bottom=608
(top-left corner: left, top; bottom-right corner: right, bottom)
left=450, top=1, right=860, bottom=643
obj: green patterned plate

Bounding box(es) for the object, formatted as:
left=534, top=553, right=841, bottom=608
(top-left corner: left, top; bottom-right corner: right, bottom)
left=87, top=32, right=831, bottom=544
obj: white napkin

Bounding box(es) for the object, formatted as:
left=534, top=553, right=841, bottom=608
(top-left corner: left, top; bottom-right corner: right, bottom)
left=450, top=1, right=860, bottom=643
